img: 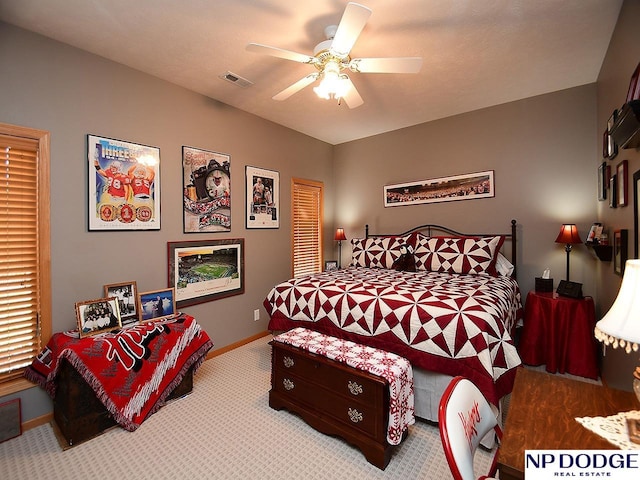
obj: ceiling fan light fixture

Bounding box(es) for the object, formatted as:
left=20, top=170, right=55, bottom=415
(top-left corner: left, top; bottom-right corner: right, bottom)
left=313, top=60, right=349, bottom=100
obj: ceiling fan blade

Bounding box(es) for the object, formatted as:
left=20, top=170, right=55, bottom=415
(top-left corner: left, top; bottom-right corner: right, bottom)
left=340, top=76, right=364, bottom=109
left=272, top=73, right=319, bottom=101
left=349, top=57, right=423, bottom=74
left=246, top=43, right=315, bottom=64
left=330, top=2, right=372, bottom=57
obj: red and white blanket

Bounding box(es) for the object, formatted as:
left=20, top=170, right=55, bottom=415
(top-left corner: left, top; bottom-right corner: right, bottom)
left=273, top=327, right=415, bottom=445
left=25, top=313, right=213, bottom=431
left=264, top=267, right=523, bottom=405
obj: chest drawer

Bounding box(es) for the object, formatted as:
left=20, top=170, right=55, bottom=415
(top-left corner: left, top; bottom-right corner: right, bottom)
left=272, top=343, right=384, bottom=406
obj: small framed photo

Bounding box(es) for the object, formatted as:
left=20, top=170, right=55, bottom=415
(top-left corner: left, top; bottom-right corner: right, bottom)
left=627, top=62, right=640, bottom=102
left=617, top=159, right=629, bottom=207
left=614, top=229, right=628, bottom=276
left=103, top=281, right=138, bottom=326
left=604, top=111, right=618, bottom=160
left=246, top=166, right=279, bottom=229
left=598, top=162, right=610, bottom=201
left=75, top=297, right=122, bottom=338
left=324, top=260, right=338, bottom=271
left=609, top=174, right=617, bottom=208
left=138, top=288, right=176, bottom=323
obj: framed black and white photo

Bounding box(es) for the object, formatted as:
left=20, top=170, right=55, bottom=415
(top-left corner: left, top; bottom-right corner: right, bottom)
left=614, top=229, right=628, bottom=276
left=604, top=110, right=618, bottom=160
left=324, top=260, right=338, bottom=271
left=617, top=159, right=628, bottom=207
left=168, top=238, right=244, bottom=308
left=246, top=166, right=279, bottom=229
left=598, top=162, right=610, bottom=201
left=87, top=135, right=160, bottom=231
left=182, top=146, right=231, bottom=233
left=609, top=174, right=617, bottom=208
left=384, top=170, right=494, bottom=207
left=633, top=169, right=640, bottom=258
left=75, top=297, right=122, bottom=338
left=103, top=281, right=138, bottom=326
left=138, top=288, right=176, bottom=323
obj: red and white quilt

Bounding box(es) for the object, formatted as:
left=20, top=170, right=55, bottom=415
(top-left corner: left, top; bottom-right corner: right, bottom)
left=264, top=267, right=523, bottom=404
left=273, top=327, right=415, bottom=445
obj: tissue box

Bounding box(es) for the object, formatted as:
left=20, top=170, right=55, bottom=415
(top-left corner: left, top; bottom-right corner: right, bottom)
left=535, top=277, right=553, bottom=292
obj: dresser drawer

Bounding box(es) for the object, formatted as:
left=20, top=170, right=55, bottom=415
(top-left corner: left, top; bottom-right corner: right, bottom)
left=272, top=342, right=385, bottom=407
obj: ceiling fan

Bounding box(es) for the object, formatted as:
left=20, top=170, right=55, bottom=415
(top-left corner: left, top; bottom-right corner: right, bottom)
left=246, top=2, right=423, bottom=108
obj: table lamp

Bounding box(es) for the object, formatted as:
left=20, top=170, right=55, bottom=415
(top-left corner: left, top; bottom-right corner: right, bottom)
left=555, top=224, right=582, bottom=281
left=594, top=259, right=640, bottom=405
left=335, top=228, right=347, bottom=269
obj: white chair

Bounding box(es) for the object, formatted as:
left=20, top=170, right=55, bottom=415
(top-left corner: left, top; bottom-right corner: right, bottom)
left=438, top=376, right=503, bottom=480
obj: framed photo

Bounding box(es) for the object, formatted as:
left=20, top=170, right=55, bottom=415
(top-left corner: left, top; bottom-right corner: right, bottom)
left=75, top=297, right=122, bottom=338
left=614, top=229, right=628, bottom=276
left=617, top=159, right=629, bottom=207
left=87, top=134, right=160, bottom=231
left=609, top=174, right=617, bottom=208
left=324, top=260, right=338, bottom=271
left=168, top=238, right=244, bottom=308
left=246, top=166, right=279, bottom=229
left=103, top=281, right=138, bottom=326
left=182, top=146, right=231, bottom=233
left=138, top=288, right=176, bottom=323
left=598, top=162, right=610, bottom=201
left=633, top=169, right=640, bottom=258
left=384, top=170, right=494, bottom=207
left=604, top=111, right=618, bottom=160
left=627, top=62, right=640, bottom=102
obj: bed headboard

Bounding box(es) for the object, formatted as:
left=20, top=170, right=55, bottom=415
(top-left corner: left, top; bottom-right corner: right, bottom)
left=365, top=219, right=518, bottom=278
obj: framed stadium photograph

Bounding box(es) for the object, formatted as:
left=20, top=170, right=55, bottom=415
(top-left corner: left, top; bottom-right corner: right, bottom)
left=168, top=238, right=244, bottom=308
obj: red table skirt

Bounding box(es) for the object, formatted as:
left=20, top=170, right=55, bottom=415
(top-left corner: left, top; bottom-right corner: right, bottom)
left=519, top=291, right=599, bottom=379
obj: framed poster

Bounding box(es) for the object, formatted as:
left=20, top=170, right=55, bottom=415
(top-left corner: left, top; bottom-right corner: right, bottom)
left=384, top=170, right=494, bottom=207
left=168, top=238, right=244, bottom=308
left=246, top=166, right=279, bottom=228
left=88, top=135, right=160, bottom=231
left=75, top=297, right=122, bottom=338
left=182, top=146, right=231, bottom=233
left=138, top=288, right=176, bottom=322
left=103, top=281, right=138, bottom=326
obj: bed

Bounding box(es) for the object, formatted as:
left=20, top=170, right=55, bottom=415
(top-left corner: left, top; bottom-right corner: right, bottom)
left=264, top=220, right=523, bottom=423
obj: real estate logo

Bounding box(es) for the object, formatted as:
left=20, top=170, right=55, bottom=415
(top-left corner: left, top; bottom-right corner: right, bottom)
left=525, top=450, right=640, bottom=479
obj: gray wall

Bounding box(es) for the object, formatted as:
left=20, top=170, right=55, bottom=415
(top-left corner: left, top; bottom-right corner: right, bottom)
left=0, top=22, right=334, bottom=421
left=333, top=85, right=599, bottom=301
left=596, top=0, right=640, bottom=390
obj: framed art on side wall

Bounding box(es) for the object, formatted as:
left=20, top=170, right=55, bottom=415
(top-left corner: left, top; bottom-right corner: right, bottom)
left=617, top=159, right=628, bottom=207
left=634, top=169, right=640, bottom=258
left=246, top=166, right=279, bottom=228
left=598, top=162, right=610, bottom=201
left=168, top=238, right=244, bottom=308
left=614, top=229, right=628, bottom=277
left=87, top=135, right=160, bottom=231
left=182, top=146, right=231, bottom=233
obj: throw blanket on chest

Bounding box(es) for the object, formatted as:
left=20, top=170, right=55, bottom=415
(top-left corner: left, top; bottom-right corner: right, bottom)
left=25, top=313, right=213, bottom=431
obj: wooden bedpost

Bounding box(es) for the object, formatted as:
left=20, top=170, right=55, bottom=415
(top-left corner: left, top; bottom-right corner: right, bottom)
left=365, top=224, right=369, bottom=238
left=511, top=219, right=517, bottom=278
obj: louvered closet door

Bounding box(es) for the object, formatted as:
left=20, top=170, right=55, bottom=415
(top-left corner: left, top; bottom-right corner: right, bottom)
left=291, top=178, right=324, bottom=278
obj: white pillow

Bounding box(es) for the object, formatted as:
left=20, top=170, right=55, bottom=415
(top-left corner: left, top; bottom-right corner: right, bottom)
left=495, top=252, right=514, bottom=277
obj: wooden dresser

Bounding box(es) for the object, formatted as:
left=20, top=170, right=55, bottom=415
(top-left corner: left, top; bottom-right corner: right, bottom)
left=269, top=340, right=394, bottom=469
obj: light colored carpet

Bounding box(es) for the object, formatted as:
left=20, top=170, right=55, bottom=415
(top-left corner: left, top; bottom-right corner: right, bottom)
left=0, top=335, right=494, bottom=479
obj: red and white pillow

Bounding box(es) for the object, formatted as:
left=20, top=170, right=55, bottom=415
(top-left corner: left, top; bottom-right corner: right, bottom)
left=412, top=234, right=504, bottom=276
left=351, top=235, right=411, bottom=269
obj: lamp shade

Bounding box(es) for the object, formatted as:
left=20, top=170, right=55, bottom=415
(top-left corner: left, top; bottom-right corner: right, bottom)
left=595, top=259, right=640, bottom=353
left=555, top=224, right=582, bottom=244
left=334, top=228, right=347, bottom=242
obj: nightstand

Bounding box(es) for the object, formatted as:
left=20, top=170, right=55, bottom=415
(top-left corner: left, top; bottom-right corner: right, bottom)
left=518, top=291, right=599, bottom=379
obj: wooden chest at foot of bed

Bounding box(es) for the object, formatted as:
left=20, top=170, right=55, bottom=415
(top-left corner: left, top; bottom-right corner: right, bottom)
left=269, top=340, right=394, bottom=469
left=53, top=359, right=193, bottom=447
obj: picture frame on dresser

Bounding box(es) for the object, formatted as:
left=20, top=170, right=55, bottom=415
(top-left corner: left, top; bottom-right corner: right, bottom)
left=75, top=297, right=122, bottom=338
left=633, top=169, right=640, bottom=258
left=617, top=160, right=629, bottom=207
left=613, top=229, right=628, bottom=277
left=138, top=288, right=176, bottom=323
left=103, top=281, right=138, bottom=326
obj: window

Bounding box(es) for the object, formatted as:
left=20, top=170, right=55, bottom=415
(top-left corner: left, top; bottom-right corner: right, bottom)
left=291, top=178, right=323, bottom=277
left=0, top=123, right=51, bottom=396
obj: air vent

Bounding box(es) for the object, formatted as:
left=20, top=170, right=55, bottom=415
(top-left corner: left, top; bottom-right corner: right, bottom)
left=218, top=71, right=253, bottom=88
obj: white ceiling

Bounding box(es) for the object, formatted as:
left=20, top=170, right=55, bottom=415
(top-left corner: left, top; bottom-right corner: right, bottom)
left=0, top=0, right=624, bottom=145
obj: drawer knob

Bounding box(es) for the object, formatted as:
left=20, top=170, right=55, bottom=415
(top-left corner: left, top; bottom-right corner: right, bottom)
left=283, top=356, right=294, bottom=368
left=348, top=380, right=363, bottom=396
left=283, top=378, right=295, bottom=391
left=348, top=407, right=363, bottom=423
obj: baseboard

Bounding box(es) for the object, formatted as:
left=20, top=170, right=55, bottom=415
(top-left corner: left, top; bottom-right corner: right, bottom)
left=206, top=330, right=271, bottom=359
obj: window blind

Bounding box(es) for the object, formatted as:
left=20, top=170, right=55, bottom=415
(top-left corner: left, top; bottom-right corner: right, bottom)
left=292, top=179, right=323, bottom=278
left=0, top=134, right=41, bottom=382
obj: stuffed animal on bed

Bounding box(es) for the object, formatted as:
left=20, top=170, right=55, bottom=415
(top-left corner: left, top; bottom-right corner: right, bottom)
left=392, top=245, right=416, bottom=272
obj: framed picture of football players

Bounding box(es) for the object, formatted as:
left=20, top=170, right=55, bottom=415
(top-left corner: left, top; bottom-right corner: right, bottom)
left=87, top=134, right=160, bottom=231
left=182, top=146, right=231, bottom=233
left=246, top=166, right=279, bottom=229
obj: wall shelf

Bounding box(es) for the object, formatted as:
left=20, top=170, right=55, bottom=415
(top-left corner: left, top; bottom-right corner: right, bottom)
left=587, top=244, right=612, bottom=262
left=610, top=100, right=640, bottom=150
